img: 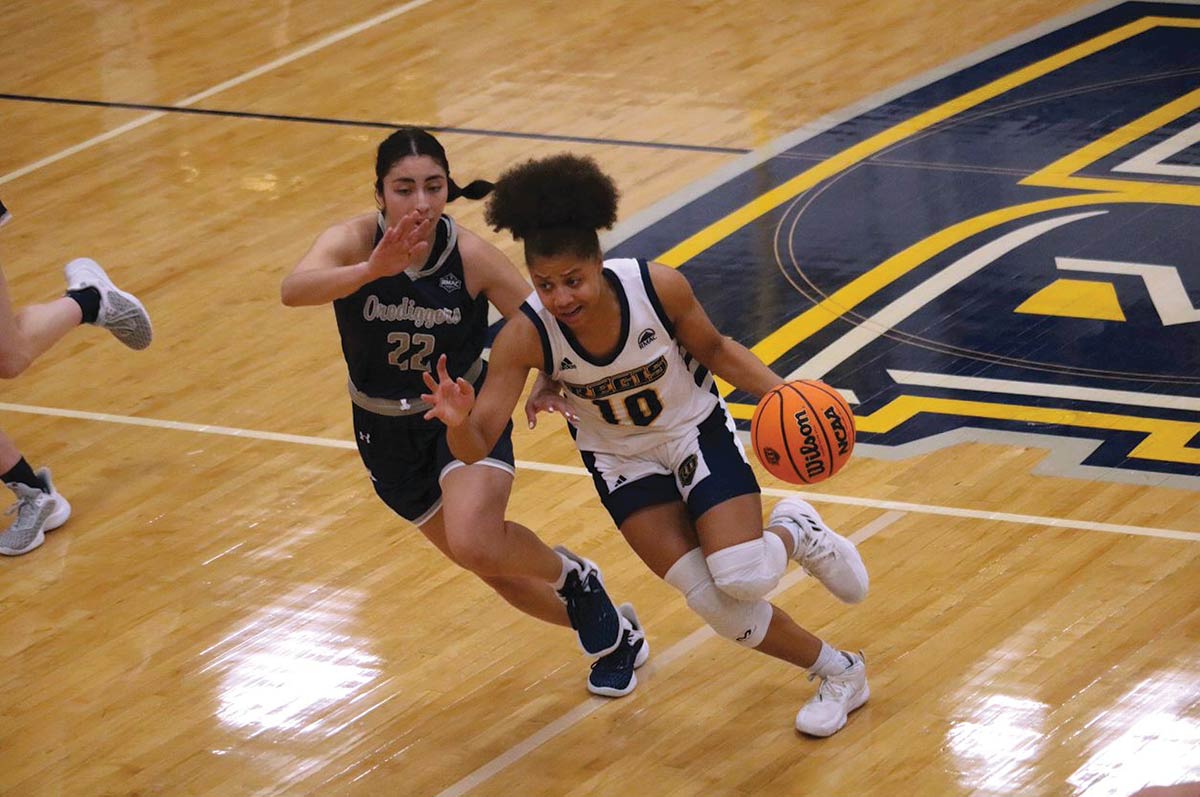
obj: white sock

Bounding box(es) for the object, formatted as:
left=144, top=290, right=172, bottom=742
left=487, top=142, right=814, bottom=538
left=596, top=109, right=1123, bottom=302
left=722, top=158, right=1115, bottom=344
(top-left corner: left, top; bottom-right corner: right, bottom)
left=809, top=641, right=851, bottom=678
left=552, top=551, right=577, bottom=591
left=768, top=519, right=802, bottom=559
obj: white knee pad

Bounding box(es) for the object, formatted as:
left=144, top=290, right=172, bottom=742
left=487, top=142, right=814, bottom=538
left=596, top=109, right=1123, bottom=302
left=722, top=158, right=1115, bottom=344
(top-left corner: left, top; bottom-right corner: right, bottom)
left=665, top=548, right=773, bottom=648
left=705, top=534, right=788, bottom=602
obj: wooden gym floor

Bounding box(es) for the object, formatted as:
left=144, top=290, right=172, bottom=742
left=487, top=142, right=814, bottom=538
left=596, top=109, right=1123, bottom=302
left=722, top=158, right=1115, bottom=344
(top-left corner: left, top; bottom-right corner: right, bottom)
left=1, top=1, right=1197, bottom=795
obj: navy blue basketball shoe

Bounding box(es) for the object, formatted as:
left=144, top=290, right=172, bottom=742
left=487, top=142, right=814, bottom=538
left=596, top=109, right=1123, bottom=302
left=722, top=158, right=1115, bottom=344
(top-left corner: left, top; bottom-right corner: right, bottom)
left=555, top=546, right=622, bottom=657
left=0, top=198, right=11, bottom=228
left=587, top=603, right=649, bottom=697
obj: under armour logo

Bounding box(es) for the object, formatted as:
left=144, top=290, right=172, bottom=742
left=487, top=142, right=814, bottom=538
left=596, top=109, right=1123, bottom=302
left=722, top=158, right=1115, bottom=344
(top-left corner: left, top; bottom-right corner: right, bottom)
left=358, top=432, right=371, bottom=444
left=559, top=357, right=577, bottom=370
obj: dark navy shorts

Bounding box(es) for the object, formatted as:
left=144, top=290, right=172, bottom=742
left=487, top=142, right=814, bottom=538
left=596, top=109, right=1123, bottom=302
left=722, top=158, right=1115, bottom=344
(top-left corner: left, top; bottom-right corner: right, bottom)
left=579, top=404, right=760, bottom=529
left=352, top=404, right=516, bottom=525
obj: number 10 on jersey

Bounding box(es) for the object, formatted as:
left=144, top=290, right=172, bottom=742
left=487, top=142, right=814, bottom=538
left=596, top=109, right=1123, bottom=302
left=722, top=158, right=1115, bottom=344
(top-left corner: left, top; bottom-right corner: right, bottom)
left=592, top=388, right=663, bottom=426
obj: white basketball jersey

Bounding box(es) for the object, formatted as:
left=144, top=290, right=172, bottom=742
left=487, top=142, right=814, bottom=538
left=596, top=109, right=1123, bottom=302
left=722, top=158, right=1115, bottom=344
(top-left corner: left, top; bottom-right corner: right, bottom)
left=520, top=258, right=720, bottom=456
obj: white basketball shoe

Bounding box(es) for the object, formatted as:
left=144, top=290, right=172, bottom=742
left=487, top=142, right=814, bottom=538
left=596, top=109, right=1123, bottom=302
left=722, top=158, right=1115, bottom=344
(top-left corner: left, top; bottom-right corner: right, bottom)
left=0, top=468, right=72, bottom=556
left=769, top=497, right=868, bottom=603
left=795, top=651, right=869, bottom=737
left=64, top=258, right=153, bottom=350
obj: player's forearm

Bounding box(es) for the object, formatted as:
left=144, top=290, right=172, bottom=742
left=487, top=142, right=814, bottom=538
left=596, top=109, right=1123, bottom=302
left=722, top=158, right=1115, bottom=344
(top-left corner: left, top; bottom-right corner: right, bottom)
left=280, top=262, right=373, bottom=306
left=445, top=420, right=494, bottom=464
left=708, top=337, right=783, bottom=398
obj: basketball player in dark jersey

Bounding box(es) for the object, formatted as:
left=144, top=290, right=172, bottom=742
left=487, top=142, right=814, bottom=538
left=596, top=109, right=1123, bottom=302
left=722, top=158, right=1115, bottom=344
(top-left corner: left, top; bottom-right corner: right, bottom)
left=423, top=154, right=870, bottom=735
left=281, top=129, right=646, bottom=697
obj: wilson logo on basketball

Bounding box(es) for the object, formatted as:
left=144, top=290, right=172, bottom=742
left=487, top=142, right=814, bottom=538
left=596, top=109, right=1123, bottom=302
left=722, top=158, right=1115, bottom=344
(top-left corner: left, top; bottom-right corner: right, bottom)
left=750, top=380, right=856, bottom=485
left=792, top=408, right=827, bottom=480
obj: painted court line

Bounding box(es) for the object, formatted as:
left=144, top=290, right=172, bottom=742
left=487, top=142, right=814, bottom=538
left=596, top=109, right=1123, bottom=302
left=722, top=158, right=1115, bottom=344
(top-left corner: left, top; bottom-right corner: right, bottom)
left=890, top=369, right=1200, bottom=412
left=0, top=0, right=437, bottom=186
left=0, top=401, right=359, bottom=449
left=0, top=92, right=745, bottom=155
left=755, top=486, right=1199, bottom=542
left=434, top=510, right=907, bottom=797
left=2, top=400, right=1195, bottom=542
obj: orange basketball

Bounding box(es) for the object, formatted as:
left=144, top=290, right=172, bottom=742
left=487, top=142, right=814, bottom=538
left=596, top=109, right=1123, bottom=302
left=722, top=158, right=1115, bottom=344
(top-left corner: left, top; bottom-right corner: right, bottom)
left=750, top=380, right=855, bottom=484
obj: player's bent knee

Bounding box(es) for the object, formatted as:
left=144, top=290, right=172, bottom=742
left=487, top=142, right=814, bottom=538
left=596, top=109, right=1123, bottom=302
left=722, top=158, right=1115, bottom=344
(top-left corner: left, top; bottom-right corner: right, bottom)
left=687, top=582, right=773, bottom=648
left=443, top=531, right=507, bottom=577
left=666, top=547, right=773, bottom=648
left=705, top=535, right=788, bottom=601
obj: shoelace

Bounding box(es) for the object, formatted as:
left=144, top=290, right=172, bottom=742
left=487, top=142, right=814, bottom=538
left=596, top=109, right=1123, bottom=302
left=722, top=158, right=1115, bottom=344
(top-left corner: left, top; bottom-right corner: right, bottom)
left=4, top=489, right=39, bottom=523
left=558, top=569, right=596, bottom=622
left=1, top=496, right=41, bottom=545
left=798, top=517, right=836, bottom=563
left=806, top=666, right=858, bottom=701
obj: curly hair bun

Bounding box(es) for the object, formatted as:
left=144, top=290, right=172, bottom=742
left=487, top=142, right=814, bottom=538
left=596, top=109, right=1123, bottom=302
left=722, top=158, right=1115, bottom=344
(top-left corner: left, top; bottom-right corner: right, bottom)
left=486, top=154, right=619, bottom=240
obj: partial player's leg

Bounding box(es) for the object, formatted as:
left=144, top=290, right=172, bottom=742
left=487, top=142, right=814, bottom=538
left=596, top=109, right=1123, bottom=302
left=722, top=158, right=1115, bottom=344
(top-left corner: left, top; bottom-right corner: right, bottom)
left=419, top=478, right=570, bottom=627
left=620, top=500, right=867, bottom=737
left=355, top=407, right=592, bottom=634
left=426, top=494, right=643, bottom=695
left=0, top=263, right=81, bottom=378
left=439, top=428, right=624, bottom=659
left=440, top=462, right=565, bottom=583
left=0, top=430, right=71, bottom=556
left=440, top=463, right=624, bottom=657
left=0, top=201, right=151, bottom=377
left=677, top=405, right=868, bottom=604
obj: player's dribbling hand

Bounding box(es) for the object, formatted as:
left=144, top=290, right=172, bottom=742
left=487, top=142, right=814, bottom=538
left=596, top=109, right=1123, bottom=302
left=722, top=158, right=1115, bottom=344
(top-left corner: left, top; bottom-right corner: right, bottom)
left=366, top=210, right=432, bottom=278
left=421, top=354, right=475, bottom=425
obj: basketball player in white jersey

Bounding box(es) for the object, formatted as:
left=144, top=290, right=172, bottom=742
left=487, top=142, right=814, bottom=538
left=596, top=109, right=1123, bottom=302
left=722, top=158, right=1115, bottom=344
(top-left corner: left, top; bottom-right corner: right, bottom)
left=423, top=154, right=871, bottom=737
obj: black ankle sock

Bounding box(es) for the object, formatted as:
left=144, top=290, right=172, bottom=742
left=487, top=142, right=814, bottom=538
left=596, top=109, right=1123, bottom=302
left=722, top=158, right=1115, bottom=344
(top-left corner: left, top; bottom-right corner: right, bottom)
left=67, top=286, right=101, bottom=324
left=2, top=458, right=47, bottom=491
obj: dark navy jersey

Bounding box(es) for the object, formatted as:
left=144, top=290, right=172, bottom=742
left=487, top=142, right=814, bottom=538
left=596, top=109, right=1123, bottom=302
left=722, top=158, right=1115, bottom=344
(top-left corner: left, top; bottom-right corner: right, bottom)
left=333, top=215, right=489, bottom=400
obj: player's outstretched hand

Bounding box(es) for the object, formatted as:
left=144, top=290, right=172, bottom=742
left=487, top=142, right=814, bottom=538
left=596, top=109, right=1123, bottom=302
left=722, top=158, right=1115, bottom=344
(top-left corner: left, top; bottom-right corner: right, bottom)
left=366, top=210, right=432, bottom=279
left=422, top=354, right=475, bottom=425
